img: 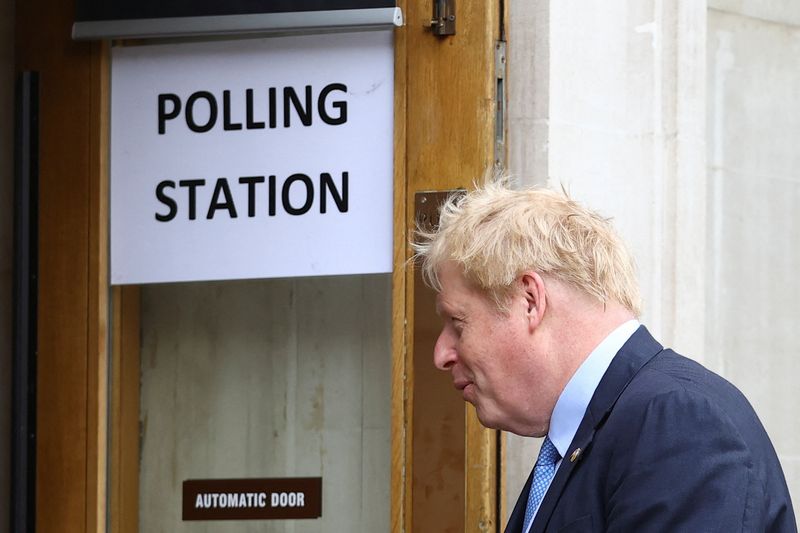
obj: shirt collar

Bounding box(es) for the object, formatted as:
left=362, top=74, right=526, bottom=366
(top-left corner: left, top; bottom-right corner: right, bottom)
left=548, top=319, right=640, bottom=458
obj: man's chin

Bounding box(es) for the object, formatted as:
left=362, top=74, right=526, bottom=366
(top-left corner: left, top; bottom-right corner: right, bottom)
left=472, top=405, right=502, bottom=431
left=465, top=396, right=510, bottom=431
left=473, top=406, right=544, bottom=435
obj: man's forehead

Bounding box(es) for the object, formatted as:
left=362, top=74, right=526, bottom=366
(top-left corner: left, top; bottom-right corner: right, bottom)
left=435, top=260, right=468, bottom=287
left=434, top=290, right=454, bottom=312
left=434, top=266, right=489, bottom=312
left=434, top=282, right=464, bottom=317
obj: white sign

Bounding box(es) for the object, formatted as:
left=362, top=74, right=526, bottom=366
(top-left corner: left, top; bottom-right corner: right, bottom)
left=110, top=31, right=394, bottom=284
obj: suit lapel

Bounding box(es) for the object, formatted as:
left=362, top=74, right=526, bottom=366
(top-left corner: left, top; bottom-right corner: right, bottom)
left=529, top=326, right=664, bottom=532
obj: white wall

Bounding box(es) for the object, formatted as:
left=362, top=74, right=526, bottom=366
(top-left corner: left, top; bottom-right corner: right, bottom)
left=0, top=0, right=13, bottom=527
left=508, top=0, right=707, bottom=352
left=505, top=0, right=707, bottom=517
left=505, top=0, right=798, bottom=520
left=706, top=0, right=800, bottom=504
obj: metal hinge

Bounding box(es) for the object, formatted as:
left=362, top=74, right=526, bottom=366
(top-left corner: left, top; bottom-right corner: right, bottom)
left=429, top=0, right=456, bottom=36
left=494, top=40, right=507, bottom=170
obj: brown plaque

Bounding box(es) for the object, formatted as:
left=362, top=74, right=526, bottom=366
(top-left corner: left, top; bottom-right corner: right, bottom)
left=182, top=477, right=322, bottom=521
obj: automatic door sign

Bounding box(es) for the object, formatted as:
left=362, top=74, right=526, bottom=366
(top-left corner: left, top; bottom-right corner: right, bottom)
left=183, top=477, right=322, bottom=520
left=111, top=31, right=393, bottom=284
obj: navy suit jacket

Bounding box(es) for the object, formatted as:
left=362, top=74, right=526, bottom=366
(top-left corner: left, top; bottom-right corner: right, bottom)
left=505, top=327, right=796, bottom=532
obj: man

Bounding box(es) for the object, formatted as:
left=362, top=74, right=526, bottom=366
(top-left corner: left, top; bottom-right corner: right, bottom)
left=415, top=181, right=796, bottom=532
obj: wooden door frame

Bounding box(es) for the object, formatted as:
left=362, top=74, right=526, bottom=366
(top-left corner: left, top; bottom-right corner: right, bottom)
left=392, top=1, right=504, bottom=531
left=15, top=0, right=111, bottom=528
left=21, top=0, right=504, bottom=530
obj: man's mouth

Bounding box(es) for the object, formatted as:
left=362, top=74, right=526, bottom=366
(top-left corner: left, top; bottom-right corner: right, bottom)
left=453, top=379, right=470, bottom=391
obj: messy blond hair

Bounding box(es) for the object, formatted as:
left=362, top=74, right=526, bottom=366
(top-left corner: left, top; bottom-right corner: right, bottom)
left=414, top=180, right=641, bottom=316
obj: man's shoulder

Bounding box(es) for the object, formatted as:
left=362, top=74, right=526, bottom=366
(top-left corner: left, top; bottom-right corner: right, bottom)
left=568, top=347, right=797, bottom=533
left=607, top=347, right=786, bottom=489
left=630, top=348, right=743, bottom=401
left=614, top=348, right=759, bottom=432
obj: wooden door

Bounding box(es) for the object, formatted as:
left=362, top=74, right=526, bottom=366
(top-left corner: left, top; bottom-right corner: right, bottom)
left=393, top=1, right=505, bottom=531
left=15, top=1, right=110, bottom=531
left=18, top=0, right=505, bottom=530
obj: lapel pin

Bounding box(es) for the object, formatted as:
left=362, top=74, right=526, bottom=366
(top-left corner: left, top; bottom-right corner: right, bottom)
left=569, top=448, right=582, bottom=463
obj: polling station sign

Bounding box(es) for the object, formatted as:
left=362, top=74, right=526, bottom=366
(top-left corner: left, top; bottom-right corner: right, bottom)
left=110, top=31, right=394, bottom=284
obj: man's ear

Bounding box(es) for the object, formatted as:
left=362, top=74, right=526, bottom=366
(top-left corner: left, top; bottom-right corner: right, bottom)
left=519, top=271, right=546, bottom=330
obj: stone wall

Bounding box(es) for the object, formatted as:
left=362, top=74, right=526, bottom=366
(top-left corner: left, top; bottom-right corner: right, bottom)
left=504, top=0, right=798, bottom=520
left=706, top=0, right=800, bottom=503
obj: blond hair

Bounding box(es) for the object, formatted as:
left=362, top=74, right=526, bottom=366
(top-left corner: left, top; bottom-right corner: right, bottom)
left=414, top=180, right=641, bottom=316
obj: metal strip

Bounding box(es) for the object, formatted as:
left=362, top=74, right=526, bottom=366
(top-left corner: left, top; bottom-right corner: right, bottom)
left=72, top=7, right=403, bottom=40
left=12, top=70, right=39, bottom=533
left=494, top=40, right=506, bottom=170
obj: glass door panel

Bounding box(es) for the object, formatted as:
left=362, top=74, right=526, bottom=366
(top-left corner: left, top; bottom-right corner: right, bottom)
left=137, top=274, right=391, bottom=532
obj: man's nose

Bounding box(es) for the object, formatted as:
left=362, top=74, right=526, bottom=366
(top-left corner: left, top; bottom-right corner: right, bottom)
left=433, top=329, right=457, bottom=371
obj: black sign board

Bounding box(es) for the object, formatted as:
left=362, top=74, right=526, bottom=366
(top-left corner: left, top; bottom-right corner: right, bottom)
left=182, top=477, right=323, bottom=521
left=73, top=1, right=401, bottom=40
left=77, top=1, right=395, bottom=21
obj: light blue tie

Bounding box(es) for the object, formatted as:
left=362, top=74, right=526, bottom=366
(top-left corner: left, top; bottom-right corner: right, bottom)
left=523, top=436, right=560, bottom=531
